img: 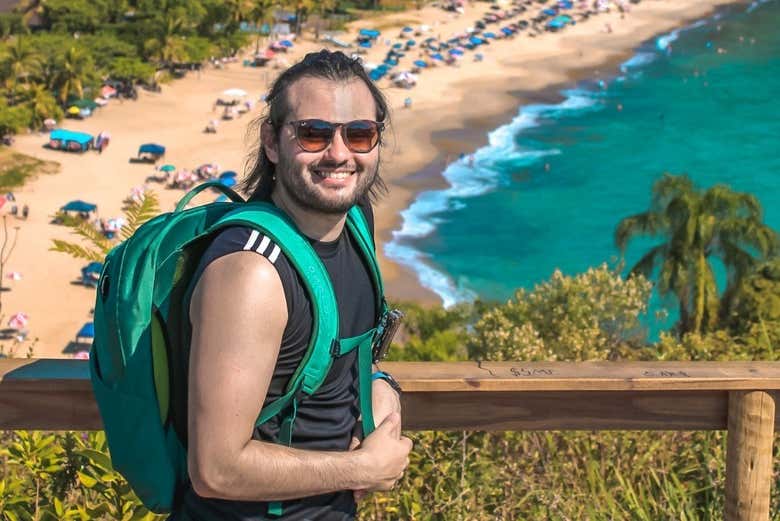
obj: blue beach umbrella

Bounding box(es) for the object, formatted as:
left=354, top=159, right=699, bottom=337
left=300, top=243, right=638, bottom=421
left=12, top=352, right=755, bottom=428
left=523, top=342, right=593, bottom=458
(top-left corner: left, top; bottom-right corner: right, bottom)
left=402, top=26, right=413, bottom=32
left=484, top=32, right=497, bottom=38
left=159, top=164, right=176, bottom=172
left=542, top=8, right=557, bottom=16
left=430, top=53, right=444, bottom=61
left=280, top=39, right=293, bottom=47
left=359, top=41, right=372, bottom=48
left=406, top=39, right=416, bottom=47
left=449, top=48, right=464, bottom=56
left=392, top=42, right=403, bottom=49
left=413, top=60, right=427, bottom=68
left=61, top=200, right=97, bottom=213
left=76, top=322, right=95, bottom=340
left=501, top=27, right=513, bottom=36
left=219, top=170, right=238, bottom=180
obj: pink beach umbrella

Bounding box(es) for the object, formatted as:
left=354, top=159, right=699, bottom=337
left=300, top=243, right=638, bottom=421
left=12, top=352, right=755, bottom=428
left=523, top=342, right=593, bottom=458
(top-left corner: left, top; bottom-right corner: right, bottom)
left=74, top=350, right=90, bottom=360
left=8, top=312, right=29, bottom=329
left=6, top=271, right=22, bottom=281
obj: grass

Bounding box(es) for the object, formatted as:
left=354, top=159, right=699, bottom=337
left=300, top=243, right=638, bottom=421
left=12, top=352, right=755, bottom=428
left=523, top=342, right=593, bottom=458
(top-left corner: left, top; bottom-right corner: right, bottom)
left=0, top=147, right=60, bottom=191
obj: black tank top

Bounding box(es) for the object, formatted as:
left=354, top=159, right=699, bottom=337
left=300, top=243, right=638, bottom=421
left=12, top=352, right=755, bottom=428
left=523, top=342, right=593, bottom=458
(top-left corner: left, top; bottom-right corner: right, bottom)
left=173, top=201, right=377, bottom=521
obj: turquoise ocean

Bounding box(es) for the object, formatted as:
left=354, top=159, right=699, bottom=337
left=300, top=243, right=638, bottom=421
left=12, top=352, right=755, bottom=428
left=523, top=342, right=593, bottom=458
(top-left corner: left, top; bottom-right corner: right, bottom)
left=385, top=0, right=780, bottom=334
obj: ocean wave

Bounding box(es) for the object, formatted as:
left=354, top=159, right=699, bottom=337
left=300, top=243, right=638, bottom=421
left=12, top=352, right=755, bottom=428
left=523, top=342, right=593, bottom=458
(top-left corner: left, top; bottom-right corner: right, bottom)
left=384, top=241, right=476, bottom=307
left=385, top=90, right=602, bottom=306
left=620, top=52, right=657, bottom=72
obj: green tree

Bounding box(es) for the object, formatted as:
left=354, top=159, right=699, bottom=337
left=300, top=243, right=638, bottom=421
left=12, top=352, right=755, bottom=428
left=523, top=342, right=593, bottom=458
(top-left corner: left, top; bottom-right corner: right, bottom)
left=615, top=174, right=779, bottom=335
left=469, top=264, right=652, bottom=362
left=1, top=36, right=40, bottom=89
left=50, top=45, right=94, bottom=104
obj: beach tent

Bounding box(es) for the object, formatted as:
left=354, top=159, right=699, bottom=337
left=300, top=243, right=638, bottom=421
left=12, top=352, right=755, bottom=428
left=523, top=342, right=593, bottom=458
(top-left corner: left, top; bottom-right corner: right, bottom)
left=76, top=322, right=95, bottom=343
left=138, top=143, right=166, bottom=160
left=61, top=200, right=97, bottom=213
left=69, top=99, right=99, bottom=110
left=49, top=129, right=94, bottom=152
left=81, top=261, right=102, bottom=286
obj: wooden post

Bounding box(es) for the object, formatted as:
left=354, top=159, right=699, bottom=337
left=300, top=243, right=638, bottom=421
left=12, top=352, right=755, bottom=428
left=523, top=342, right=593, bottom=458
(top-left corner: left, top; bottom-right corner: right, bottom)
left=725, top=391, right=775, bottom=521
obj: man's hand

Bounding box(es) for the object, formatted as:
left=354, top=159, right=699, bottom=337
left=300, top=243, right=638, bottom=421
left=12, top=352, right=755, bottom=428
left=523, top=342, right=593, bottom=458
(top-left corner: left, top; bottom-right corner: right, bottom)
left=352, top=376, right=403, bottom=501
left=371, top=376, right=402, bottom=430
left=355, top=413, right=412, bottom=493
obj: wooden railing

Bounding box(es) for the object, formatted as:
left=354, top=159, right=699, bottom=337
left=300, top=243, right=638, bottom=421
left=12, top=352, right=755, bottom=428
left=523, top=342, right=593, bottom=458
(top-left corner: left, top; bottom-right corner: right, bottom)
left=1, top=359, right=779, bottom=521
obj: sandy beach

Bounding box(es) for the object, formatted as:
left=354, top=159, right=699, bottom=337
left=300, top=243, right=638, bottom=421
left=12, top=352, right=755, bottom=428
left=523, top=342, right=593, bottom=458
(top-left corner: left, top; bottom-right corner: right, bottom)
left=3, top=0, right=744, bottom=358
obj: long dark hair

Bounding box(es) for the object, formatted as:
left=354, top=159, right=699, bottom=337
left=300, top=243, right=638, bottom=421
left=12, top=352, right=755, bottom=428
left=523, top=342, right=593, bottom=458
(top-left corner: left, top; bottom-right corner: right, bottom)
left=241, top=50, right=390, bottom=202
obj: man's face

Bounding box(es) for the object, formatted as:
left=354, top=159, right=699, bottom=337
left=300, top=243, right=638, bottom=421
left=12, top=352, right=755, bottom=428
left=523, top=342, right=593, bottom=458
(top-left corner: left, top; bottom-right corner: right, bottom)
left=267, top=76, right=381, bottom=215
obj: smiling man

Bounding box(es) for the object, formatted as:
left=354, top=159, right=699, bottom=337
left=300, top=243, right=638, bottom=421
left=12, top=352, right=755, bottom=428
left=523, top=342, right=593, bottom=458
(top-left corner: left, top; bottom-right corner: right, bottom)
left=174, top=51, right=412, bottom=520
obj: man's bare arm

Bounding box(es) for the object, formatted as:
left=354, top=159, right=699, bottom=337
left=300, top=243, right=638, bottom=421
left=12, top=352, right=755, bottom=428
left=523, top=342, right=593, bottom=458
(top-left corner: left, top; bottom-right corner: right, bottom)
left=187, top=252, right=411, bottom=501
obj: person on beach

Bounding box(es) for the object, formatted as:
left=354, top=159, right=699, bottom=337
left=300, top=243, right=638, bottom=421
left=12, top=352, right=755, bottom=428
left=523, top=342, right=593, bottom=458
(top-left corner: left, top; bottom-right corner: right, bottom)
left=172, top=50, right=411, bottom=521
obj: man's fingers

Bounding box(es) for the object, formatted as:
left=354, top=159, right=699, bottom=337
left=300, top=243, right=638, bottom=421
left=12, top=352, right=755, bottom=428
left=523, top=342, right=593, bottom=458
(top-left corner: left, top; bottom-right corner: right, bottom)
left=348, top=436, right=360, bottom=451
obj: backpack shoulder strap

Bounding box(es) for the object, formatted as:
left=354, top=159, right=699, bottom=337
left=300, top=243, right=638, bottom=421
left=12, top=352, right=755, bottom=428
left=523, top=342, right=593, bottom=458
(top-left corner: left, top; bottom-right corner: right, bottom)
left=346, top=205, right=385, bottom=311
left=209, top=203, right=338, bottom=400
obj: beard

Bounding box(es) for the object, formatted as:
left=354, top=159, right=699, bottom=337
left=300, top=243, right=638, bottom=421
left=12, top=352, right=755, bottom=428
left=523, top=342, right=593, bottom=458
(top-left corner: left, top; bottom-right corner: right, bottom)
left=274, top=153, right=379, bottom=215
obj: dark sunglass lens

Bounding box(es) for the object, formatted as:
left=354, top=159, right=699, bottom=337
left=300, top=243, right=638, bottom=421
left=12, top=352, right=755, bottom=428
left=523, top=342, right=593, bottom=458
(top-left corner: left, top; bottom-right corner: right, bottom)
left=297, top=120, right=334, bottom=151
left=345, top=121, right=379, bottom=152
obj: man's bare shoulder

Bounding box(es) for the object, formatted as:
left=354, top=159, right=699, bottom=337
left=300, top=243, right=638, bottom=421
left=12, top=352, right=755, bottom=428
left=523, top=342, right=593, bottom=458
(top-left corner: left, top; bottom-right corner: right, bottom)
left=191, top=250, right=287, bottom=325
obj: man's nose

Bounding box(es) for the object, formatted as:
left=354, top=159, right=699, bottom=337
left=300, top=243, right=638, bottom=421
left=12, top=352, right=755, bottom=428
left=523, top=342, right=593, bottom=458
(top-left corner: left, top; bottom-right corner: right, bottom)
left=323, top=127, right=351, bottom=163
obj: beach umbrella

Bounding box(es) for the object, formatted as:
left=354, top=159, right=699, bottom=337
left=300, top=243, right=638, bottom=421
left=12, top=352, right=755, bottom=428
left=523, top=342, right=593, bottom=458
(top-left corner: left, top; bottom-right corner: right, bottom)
left=219, top=176, right=237, bottom=187
left=222, top=88, right=247, bottom=97
left=483, top=32, right=497, bottom=38
left=430, top=53, right=444, bottom=61
left=280, top=39, right=293, bottom=47
left=76, top=322, right=95, bottom=339
left=8, top=312, right=28, bottom=330
left=67, top=106, right=81, bottom=115
left=219, top=170, right=238, bottom=180
left=61, top=200, right=97, bottom=213
left=448, top=48, right=464, bottom=56
left=413, top=60, right=427, bottom=68
left=159, top=164, right=176, bottom=172
left=392, top=43, right=403, bottom=49
left=406, top=39, right=416, bottom=47
left=402, top=26, right=413, bottom=32
left=74, top=350, right=90, bottom=360
left=6, top=271, right=22, bottom=281
left=100, top=85, right=116, bottom=98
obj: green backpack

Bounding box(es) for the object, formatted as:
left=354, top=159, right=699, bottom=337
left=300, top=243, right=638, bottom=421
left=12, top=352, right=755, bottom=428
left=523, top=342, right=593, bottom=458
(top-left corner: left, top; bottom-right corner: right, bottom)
left=89, top=181, right=385, bottom=514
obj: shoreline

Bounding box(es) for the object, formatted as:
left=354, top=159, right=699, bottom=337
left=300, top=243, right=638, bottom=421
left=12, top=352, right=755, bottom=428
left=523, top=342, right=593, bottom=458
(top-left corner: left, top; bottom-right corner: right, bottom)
left=376, top=0, right=748, bottom=306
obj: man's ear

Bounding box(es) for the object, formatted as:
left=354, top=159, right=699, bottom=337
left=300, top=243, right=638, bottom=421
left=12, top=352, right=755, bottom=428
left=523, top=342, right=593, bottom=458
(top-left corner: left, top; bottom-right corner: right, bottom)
left=261, top=122, right=279, bottom=164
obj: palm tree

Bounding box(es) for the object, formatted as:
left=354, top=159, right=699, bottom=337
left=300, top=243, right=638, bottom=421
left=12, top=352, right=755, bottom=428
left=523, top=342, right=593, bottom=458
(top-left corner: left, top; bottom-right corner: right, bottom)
left=615, top=174, right=779, bottom=334
left=2, top=36, right=40, bottom=90
left=21, top=83, right=61, bottom=129
left=50, top=46, right=93, bottom=104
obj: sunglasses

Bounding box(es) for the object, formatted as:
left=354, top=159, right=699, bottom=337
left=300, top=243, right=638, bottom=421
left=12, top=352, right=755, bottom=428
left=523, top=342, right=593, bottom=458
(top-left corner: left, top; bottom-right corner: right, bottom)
left=289, top=119, right=384, bottom=154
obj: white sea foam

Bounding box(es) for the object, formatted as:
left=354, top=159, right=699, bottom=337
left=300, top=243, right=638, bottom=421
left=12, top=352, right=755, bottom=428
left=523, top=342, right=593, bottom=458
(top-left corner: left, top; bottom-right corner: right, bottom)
left=620, top=52, right=657, bottom=72
left=385, top=90, right=601, bottom=306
